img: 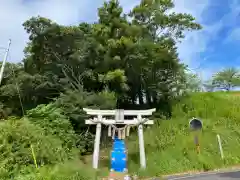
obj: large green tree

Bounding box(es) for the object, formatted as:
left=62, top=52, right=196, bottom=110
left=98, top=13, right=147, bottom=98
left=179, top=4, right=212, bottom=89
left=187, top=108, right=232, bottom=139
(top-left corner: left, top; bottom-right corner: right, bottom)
left=0, top=0, right=202, bottom=120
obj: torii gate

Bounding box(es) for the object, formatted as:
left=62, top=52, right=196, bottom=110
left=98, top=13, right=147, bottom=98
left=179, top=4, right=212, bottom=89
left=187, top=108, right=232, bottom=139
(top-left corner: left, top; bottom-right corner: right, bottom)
left=83, top=108, right=156, bottom=170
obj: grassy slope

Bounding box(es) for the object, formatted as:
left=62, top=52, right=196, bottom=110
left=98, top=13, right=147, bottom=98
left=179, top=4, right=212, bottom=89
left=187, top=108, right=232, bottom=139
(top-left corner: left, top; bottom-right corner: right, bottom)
left=126, top=91, right=240, bottom=177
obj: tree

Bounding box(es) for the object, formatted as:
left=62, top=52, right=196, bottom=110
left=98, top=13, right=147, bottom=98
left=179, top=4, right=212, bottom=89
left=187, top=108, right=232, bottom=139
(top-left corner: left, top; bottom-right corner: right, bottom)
left=21, top=0, right=201, bottom=114
left=127, top=0, right=201, bottom=111
left=203, top=80, right=215, bottom=92
left=212, top=68, right=240, bottom=91
left=185, top=73, right=202, bottom=92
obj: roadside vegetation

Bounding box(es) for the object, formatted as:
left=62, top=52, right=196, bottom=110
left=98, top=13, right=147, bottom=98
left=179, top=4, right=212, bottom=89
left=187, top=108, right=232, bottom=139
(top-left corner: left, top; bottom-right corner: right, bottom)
left=128, top=92, right=240, bottom=178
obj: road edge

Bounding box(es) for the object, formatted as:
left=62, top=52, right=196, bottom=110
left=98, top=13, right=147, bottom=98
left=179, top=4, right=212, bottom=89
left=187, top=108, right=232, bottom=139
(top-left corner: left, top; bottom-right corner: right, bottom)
left=162, top=165, right=240, bottom=179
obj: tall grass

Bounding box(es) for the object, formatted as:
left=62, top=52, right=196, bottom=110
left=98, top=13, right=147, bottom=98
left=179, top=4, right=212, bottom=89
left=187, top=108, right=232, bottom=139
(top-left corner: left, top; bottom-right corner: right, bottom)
left=127, top=92, right=240, bottom=177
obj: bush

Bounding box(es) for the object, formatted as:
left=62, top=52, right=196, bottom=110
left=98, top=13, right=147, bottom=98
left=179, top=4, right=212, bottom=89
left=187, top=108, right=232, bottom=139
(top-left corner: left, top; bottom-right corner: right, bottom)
left=0, top=118, right=74, bottom=178
left=26, top=104, right=78, bottom=150
left=54, top=89, right=116, bottom=130
left=26, top=103, right=95, bottom=154
left=54, top=89, right=116, bottom=154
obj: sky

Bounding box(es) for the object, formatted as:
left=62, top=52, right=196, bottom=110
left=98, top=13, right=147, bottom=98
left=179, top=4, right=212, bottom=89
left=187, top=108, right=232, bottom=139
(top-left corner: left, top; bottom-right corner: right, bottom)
left=0, top=0, right=240, bottom=81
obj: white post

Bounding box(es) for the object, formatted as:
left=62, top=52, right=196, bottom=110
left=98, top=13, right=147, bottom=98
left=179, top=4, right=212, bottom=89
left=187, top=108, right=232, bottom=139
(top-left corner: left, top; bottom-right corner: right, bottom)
left=0, top=39, right=11, bottom=85
left=217, top=134, right=224, bottom=159
left=138, top=114, right=146, bottom=169
left=92, top=115, right=102, bottom=169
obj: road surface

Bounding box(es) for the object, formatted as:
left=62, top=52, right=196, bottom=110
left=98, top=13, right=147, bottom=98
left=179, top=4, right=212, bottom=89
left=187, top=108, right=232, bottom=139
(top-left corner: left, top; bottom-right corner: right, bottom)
left=163, top=170, right=240, bottom=180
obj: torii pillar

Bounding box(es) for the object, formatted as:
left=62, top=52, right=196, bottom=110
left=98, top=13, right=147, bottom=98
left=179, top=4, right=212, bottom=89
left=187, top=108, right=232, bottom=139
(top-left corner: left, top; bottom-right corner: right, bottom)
left=137, top=114, right=146, bottom=169
left=93, top=115, right=102, bottom=169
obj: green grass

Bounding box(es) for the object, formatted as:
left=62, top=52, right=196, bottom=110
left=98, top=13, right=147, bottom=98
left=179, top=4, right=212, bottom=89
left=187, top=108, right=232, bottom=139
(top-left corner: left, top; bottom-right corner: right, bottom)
left=14, top=160, right=99, bottom=180
left=126, top=92, right=240, bottom=177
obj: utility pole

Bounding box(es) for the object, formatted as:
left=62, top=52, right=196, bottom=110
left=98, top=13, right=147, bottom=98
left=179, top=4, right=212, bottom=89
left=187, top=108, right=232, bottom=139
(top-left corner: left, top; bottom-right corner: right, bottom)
left=0, top=39, right=11, bottom=85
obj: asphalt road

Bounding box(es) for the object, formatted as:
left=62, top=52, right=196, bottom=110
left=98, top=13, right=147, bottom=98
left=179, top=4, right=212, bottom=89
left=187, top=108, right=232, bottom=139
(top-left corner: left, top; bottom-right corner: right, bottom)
left=163, top=170, right=240, bottom=180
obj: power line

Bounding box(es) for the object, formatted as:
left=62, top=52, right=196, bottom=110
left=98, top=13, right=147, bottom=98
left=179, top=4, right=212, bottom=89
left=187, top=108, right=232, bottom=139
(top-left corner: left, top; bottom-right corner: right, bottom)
left=8, top=52, right=25, bottom=116
left=0, top=39, right=11, bottom=85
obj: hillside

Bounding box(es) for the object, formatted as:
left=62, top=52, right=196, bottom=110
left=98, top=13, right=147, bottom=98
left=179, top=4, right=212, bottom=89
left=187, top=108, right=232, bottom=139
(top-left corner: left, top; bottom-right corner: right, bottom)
left=123, top=92, right=240, bottom=177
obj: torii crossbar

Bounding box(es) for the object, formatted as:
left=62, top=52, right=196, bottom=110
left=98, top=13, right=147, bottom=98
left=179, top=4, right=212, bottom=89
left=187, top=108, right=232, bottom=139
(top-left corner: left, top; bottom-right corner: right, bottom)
left=83, top=108, right=156, bottom=170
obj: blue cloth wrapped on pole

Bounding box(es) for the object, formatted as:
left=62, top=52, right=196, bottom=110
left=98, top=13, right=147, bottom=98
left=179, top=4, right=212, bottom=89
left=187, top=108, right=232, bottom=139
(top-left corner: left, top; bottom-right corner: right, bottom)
left=111, top=138, right=127, bottom=172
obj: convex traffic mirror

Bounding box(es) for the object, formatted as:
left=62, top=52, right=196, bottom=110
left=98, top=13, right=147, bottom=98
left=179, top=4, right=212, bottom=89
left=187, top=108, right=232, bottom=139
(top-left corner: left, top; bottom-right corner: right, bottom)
left=189, top=118, right=203, bottom=131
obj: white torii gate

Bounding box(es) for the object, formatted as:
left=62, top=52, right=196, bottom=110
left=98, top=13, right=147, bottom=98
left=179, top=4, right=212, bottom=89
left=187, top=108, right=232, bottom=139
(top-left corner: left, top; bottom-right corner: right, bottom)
left=83, top=108, right=156, bottom=170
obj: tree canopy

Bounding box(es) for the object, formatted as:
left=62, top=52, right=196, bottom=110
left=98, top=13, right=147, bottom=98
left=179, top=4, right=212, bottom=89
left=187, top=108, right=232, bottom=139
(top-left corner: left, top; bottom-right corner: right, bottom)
left=212, top=67, right=240, bottom=91
left=0, top=0, right=202, bottom=121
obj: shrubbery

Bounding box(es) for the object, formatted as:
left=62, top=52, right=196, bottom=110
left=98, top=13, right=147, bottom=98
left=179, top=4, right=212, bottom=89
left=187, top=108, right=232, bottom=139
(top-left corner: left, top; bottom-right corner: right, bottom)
left=0, top=117, right=74, bottom=179
left=26, top=104, right=78, bottom=151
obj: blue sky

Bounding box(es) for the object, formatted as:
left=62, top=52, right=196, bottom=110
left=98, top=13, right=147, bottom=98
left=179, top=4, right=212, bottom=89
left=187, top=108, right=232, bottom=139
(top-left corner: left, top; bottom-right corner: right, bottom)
left=0, top=0, right=239, bottom=81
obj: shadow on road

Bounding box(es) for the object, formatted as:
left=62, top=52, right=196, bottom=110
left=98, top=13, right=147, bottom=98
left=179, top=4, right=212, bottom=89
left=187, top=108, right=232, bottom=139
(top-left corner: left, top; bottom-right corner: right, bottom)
left=219, top=171, right=240, bottom=179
